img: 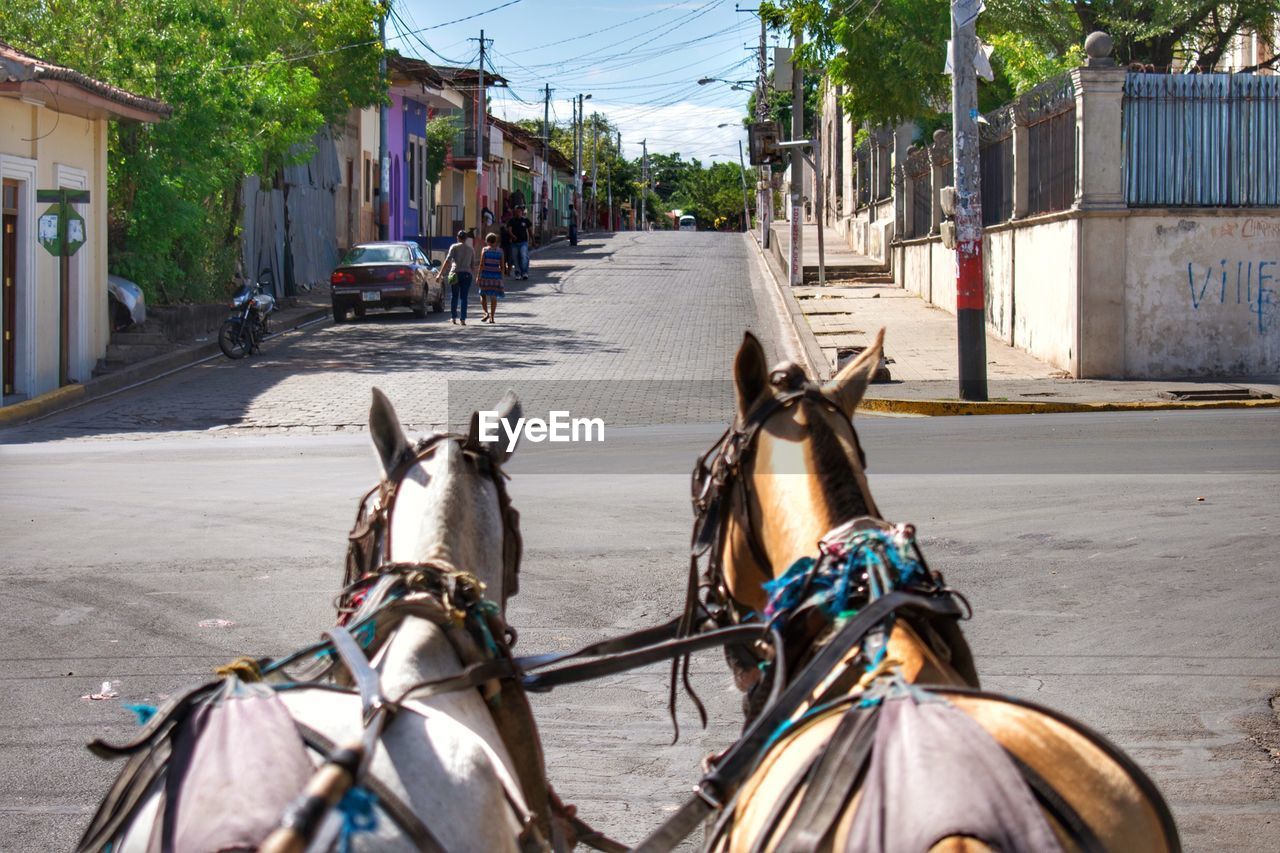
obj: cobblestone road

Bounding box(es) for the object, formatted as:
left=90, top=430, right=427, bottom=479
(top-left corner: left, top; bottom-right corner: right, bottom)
left=8, top=232, right=783, bottom=443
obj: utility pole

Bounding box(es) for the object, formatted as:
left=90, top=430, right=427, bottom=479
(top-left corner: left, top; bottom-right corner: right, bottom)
left=590, top=117, right=599, bottom=230
left=814, top=119, right=826, bottom=286
left=789, top=26, right=804, bottom=286
left=640, top=139, right=648, bottom=230
left=607, top=131, right=617, bottom=231
left=757, top=10, right=771, bottom=248
left=737, top=140, right=752, bottom=233
left=541, top=83, right=550, bottom=244
left=473, top=29, right=488, bottom=235
left=378, top=7, right=389, bottom=240
left=575, top=94, right=585, bottom=213
left=951, top=0, right=988, bottom=400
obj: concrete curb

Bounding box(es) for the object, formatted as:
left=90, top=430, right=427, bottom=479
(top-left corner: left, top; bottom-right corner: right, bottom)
left=858, top=396, right=1280, bottom=417
left=0, top=304, right=330, bottom=429
left=0, top=384, right=85, bottom=426
left=749, top=232, right=832, bottom=380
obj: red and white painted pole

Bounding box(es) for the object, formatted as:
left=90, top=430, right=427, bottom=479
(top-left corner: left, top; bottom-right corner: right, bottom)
left=951, top=0, right=988, bottom=400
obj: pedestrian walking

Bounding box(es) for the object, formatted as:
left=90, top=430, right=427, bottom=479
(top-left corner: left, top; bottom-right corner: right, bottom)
left=506, top=205, right=532, bottom=280
left=568, top=204, right=579, bottom=246
left=499, top=211, right=514, bottom=276
left=478, top=233, right=505, bottom=324
left=436, top=230, right=476, bottom=325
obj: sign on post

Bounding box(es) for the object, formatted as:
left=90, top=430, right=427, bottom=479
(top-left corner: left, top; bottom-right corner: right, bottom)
left=38, top=204, right=86, bottom=257
left=35, top=188, right=90, bottom=387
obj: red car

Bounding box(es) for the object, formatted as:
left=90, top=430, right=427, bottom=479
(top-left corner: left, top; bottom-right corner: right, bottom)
left=330, top=241, right=443, bottom=323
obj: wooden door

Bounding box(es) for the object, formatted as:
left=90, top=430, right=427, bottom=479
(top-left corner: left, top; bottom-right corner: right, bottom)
left=2, top=180, right=17, bottom=396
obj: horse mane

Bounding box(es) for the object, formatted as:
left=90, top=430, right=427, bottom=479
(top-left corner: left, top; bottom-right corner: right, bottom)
left=803, top=402, right=871, bottom=521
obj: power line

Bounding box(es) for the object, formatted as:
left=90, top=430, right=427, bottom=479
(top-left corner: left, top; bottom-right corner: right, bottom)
left=217, top=0, right=527, bottom=71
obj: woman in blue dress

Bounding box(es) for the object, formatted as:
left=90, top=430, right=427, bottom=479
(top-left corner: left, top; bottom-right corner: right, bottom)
left=478, top=232, right=506, bottom=324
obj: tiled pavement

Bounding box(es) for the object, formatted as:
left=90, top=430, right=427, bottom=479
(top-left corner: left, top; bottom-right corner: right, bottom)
left=5, top=232, right=783, bottom=443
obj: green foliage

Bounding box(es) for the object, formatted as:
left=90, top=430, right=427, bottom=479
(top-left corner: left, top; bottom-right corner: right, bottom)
left=671, top=161, right=752, bottom=230
left=745, top=71, right=820, bottom=137
left=424, top=116, right=460, bottom=185
left=771, top=0, right=1280, bottom=129
left=986, top=33, right=1084, bottom=95
left=5, top=0, right=383, bottom=304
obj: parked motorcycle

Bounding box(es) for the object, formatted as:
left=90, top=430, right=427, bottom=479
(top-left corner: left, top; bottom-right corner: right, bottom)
left=218, top=273, right=277, bottom=360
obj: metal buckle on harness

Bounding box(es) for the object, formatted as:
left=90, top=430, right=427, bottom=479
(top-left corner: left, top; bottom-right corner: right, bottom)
left=693, top=781, right=723, bottom=811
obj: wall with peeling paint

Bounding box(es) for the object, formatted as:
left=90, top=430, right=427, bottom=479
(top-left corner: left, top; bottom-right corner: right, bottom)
left=1123, top=212, right=1280, bottom=376
left=984, top=230, right=1015, bottom=345
left=1013, top=219, right=1078, bottom=371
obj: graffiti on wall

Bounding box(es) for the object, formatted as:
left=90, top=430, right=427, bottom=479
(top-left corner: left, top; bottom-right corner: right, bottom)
left=1187, top=259, right=1276, bottom=333
left=1186, top=220, right=1278, bottom=334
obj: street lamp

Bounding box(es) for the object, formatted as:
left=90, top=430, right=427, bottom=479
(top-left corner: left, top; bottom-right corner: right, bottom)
left=698, top=77, right=753, bottom=87
left=573, top=93, right=592, bottom=239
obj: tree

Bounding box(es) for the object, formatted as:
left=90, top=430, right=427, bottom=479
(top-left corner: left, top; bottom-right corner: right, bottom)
left=5, top=0, right=384, bottom=303
left=671, top=161, right=752, bottom=230
left=765, top=0, right=1280, bottom=129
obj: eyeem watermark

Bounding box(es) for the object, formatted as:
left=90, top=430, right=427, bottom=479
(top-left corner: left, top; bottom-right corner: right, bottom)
left=478, top=410, right=605, bottom=451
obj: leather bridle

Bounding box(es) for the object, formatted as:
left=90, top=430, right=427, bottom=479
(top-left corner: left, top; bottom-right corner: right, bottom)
left=341, top=431, right=523, bottom=614
left=671, top=364, right=870, bottom=729
left=686, top=365, right=867, bottom=622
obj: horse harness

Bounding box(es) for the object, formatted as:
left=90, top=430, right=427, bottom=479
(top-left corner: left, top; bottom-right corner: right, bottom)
left=79, top=434, right=561, bottom=853
left=668, top=365, right=870, bottom=730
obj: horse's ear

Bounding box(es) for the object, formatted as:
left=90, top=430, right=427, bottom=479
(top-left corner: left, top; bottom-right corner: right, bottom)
left=369, top=387, right=413, bottom=477
left=824, top=328, right=884, bottom=417
left=465, top=390, right=522, bottom=465
left=734, top=331, right=769, bottom=420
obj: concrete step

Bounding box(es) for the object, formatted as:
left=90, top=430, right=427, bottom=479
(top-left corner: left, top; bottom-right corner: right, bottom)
left=104, top=341, right=180, bottom=363
left=802, top=268, right=894, bottom=285
left=110, top=327, right=171, bottom=345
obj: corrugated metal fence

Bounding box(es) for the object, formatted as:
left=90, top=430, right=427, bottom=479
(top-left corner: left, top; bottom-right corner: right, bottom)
left=242, top=128, right=342, bottom=299
left=1124, top=72, right=1280, bottom=206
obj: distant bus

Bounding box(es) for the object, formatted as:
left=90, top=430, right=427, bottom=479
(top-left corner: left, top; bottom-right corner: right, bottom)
left=678, top=215, right=696, bottom=232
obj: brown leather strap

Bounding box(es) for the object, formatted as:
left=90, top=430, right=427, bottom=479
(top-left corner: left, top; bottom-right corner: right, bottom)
left=293, top=722, right=446, bottom=853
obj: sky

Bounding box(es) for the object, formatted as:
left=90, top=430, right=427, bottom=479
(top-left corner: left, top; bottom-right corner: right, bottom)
left=393, top=0, right=774, bottom=164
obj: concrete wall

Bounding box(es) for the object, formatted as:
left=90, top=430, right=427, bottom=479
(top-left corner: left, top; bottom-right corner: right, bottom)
left=892, top=216, right=1080, bottom=373
left=1122, top=212, right=1279, bottom=376
left=984, top=229, right=1015, bottom=344
left=1012, top=218, right=1078, bottom=371
left=0, top=98, right=108, bottom=401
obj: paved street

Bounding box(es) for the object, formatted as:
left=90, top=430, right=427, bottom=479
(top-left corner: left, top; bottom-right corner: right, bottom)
left=1, top=233, right=1277, bottom=850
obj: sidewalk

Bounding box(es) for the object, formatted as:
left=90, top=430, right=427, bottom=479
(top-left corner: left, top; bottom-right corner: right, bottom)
left=0, top=284, right=334, bottom=428
left=0, top=238, right=578, bottom=430
left=752, top=230, right=1280, bottom=414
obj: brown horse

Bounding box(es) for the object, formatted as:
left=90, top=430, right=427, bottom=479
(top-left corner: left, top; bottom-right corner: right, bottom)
left=696, top=330, right=1177, bottom=853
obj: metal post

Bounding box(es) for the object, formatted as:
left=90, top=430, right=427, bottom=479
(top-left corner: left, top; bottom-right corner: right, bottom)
left=58, top=193, right=69, bottom=385
left=378, top=11, right=389, bottom=240
left=951, top=1, right=988, bottom=400
left=737, top=140, right=751, bottom=233
left=789, top=27, right=804, bottom=285
left=574, top=95, right=582, bottom=205
left=640, top=139, right=648, bottom=230
left=541, top=83, right=550, bottom=245
left=475, top=29, right=486, bottom=235
left=608, top=131, right=617, bottom=230
left=814, top=123, right=826, bottom=286
left=590, top=118, right=599, bottom=230
left=758, top=12, right=771, bottom=249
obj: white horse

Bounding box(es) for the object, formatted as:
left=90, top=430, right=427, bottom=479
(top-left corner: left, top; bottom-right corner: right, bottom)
left=84, top=389, right=556, bottom=853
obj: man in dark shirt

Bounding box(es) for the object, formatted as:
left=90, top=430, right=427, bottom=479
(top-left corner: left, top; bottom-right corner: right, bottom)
left=506, top=206, right=532, bottom=280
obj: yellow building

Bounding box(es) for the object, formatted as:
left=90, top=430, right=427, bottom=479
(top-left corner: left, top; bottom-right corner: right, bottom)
left=0, top=42, right=168, bottom=404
